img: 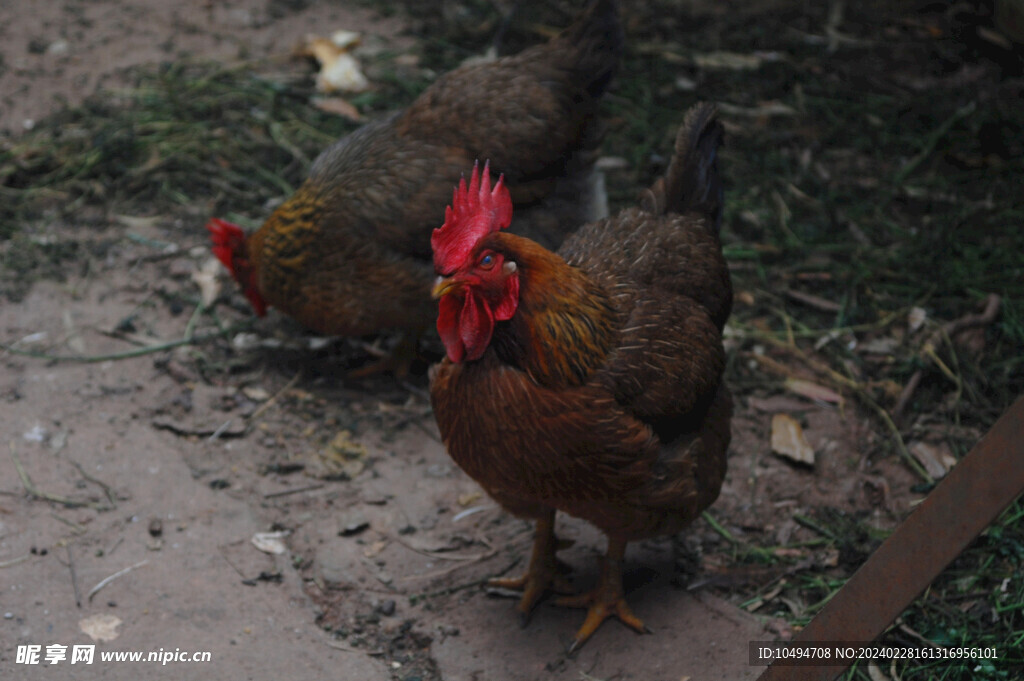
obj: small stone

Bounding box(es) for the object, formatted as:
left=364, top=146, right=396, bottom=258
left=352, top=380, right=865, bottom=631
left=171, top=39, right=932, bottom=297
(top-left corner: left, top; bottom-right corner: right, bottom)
left=377, top=599, right=396, bottom=617
left=46, top=39, right=69, bottom=56
left=425, top=463, right=451, bottom=478
left=148, top=518, right=163, bottom=537
left=338, top=511, right=369, bottom=537
left=167, top=258, right=195, bottom=278
left=316, top=542, right=360, bottom=590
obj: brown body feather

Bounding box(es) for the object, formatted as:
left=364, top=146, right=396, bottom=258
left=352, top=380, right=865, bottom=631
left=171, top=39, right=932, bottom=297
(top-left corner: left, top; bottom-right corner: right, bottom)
left=243, top=0, right=622, bottom=337
left=430, top=102, right=732, bottom=544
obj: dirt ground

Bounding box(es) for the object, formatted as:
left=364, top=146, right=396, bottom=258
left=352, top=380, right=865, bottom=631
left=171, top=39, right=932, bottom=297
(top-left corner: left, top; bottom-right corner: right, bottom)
left=0, top=1, right=941, bottom=680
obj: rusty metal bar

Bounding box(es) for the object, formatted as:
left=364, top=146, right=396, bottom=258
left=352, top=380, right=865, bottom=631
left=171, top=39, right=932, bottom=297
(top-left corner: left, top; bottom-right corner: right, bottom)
left=756, top=396, right=1024, bottom=681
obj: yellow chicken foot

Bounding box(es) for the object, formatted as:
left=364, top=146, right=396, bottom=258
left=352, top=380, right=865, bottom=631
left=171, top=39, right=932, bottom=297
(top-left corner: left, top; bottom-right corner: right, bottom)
left=557, top=536, right=649, bottom=653
left=488, top=511, right=573, bottom=625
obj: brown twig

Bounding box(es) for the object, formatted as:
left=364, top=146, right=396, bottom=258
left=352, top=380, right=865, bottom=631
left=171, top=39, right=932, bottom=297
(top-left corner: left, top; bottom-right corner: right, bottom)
left=263, top=483, right=325, bottom=499
left=0, top=320, right=252, bottom=365
left=51, top=513, right=87, bottom=534
left=0, top=554, right=31, bottom=569
left=385, top=532, right=497, bottom=561
left=87, top=560, right=149, bottom=602
left=67, top=544, right=82, bottom=607
left=10, top=443, right=87, bottom=508
left=407, top=558, right=521, bottom=600
left=69, top=459, right=120, bottom=509
left=205, top=369, right=304, bottom=443
left=323, top=638, right=362, bottom=653
left=893, top=294, right=1001, bottom=425
left=246, top=369, right=303, bottom=428
left=104, top=537, right=124, bottom=558
left=217, top=542, right=250, bottom=581
left=785, top=289, right=843, bottom=313
left=408, top=416, right=442, bottom=443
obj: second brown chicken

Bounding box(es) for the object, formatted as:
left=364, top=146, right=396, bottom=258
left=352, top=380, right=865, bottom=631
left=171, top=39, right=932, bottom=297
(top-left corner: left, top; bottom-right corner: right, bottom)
left=208, top=0, right=622, bottom=368
left=429, top=103, right=733, bottom=651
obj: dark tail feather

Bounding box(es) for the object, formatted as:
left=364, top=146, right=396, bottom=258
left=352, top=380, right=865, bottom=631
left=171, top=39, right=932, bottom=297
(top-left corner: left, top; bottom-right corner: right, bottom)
left=558, top=0, right=624, bottom=99
left=643, top=103, right=724, bottom=232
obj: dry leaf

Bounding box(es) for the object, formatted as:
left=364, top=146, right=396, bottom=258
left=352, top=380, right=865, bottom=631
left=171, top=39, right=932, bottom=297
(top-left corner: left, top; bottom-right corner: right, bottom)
left=308, top=430, right=367, bottom=480
left=113, top=214, right=162, bottom=230
left=328, top=430, right=366, bottom=457
left=675, top=75, right=698, bottom=91
left=908, top=306, right=927, bottom=332
left=595, top=156, right=630, bottom=171
left=748, top=395, right=818, bottom=413
left=744, top=597, right=765, bottom=612
left=80, top=614, right=122, bottom=642
left=304, top=35, right=369, bottom=93
left=242, top=386, right=270, bottom=401
left=735, top=290, right=756, bottom=306
left=251, top=530, right=290, bottom=555
left=771, top=413, right=815, bottom=465
left=718, top=101, right=798, bottom=117
left=784, top=378, right=843, bottom=404
left=457, top=492, right=482, bottom=507
left=311, top=96, right=362, bottom=122
left=868, top=661, right=892, bottom=681
left=363, top=540, right=388, bottom=558
left=692, top=50, right=779, bottom=70
left=818, top=548, right=840, bottom=567
left=909, top=441, right=957, bottom=479
left=329, top=29, right=361, bottom=50
left=192, top=258, right=223, bottom=308
left=859, top=337, right=900, bottom=355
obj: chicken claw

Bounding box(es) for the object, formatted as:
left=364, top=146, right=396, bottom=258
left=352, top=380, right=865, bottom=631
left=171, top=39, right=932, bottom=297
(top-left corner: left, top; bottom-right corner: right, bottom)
left=488, top=511, right=573, bottom=624
left=557, top=537, right=650, bottom=653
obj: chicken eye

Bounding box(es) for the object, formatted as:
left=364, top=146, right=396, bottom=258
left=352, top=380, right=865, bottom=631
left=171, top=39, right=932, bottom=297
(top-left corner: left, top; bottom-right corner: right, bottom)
left=479, top=253, right=495, bottom=269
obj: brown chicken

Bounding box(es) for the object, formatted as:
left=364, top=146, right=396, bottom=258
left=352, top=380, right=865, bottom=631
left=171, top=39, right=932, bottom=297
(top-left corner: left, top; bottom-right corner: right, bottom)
left=207, top=0, right=622, bottom=358
left=429, top=103, right=732, bottom=651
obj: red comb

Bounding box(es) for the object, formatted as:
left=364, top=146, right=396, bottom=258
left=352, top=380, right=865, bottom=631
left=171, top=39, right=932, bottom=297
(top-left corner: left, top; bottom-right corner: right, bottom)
left=206, top=217, right=267, bottom=316
left=206, top=217, right=246, bottom=275
left=431, top=161, right=512, bottom=275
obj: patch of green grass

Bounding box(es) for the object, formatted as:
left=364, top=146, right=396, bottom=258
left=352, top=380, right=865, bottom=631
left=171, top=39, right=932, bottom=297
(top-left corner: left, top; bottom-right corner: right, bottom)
left=843, top=499, right=1024, bottom=680
left=0, top=54, right=432, bottom=241
left=0, top=232, right=89, bottom=302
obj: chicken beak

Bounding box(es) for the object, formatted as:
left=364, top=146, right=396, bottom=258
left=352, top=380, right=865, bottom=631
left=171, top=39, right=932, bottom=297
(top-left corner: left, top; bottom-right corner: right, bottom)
left=432, top=275, right=464, bottom=300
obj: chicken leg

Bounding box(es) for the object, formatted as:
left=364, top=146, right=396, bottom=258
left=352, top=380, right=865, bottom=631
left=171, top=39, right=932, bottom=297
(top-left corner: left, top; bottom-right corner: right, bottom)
left=347, top=332, right=421, bottom=379
left=488, top=510, right=573, bottom=625
left=557, top=535, right=648, bottom=653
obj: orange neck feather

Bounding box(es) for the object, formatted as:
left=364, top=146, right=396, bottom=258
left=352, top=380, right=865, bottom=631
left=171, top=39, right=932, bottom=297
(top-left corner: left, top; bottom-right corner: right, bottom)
left=485, top=232, right=618, bottom=388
